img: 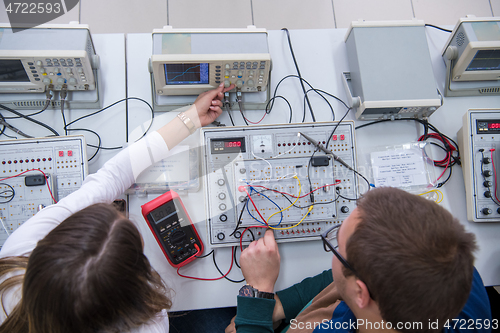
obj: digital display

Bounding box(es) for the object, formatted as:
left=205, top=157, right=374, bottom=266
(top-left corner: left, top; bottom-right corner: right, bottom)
left=466, top=50, right=500, bottom=71
left=0, top=60, right=30, bottom=82
left=164, top=63, right=209, bottom=85
left=211, top=137, right=246, bottom=154
left=151, top=200, right=177, bottom=224
left=476, top=120, right=500, bottom=133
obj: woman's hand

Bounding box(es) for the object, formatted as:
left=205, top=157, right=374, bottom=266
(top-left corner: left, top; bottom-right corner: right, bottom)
left=193, top=83, right=235, bottom=127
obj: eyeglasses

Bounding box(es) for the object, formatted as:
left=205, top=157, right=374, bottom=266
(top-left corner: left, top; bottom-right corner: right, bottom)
left=320, top=224, right=357, bottom=274
left=321, top=224, right=375, bottom=300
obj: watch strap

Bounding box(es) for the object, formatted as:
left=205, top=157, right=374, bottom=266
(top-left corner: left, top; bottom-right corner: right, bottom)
left=239, top=285, right=274, bottom=299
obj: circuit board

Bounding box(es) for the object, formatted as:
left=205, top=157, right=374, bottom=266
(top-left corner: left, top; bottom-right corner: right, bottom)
left=0, top=136, right=88, bottom=247
left=201, top=121, right=358, bottom=247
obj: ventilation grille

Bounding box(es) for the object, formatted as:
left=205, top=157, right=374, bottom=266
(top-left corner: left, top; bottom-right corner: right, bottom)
left=12, top=100, right=62, bottom=107
left=479, top=87, right=500, bottom=94
left=456, top=32, right=465, bottom=47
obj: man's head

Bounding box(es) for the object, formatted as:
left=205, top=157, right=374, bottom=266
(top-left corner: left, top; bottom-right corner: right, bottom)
left=332, top=187, right=477, bottom=332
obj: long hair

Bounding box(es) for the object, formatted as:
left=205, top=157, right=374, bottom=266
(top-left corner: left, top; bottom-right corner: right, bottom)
left=0, top=203, right=172, bottom=333
left=346, top=187, right=476, bottom=333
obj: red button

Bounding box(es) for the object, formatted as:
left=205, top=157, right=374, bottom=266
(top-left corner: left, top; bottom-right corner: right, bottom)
left=59, top=151, right=64, bottom=157
left=340, top=135, right=345, bottom=140
left=333, top=135, right=337, bottom=140
left=67, top=150, right=73, bottom=156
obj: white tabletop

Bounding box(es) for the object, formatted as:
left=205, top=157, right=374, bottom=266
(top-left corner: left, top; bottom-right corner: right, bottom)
left=126, top=28, right=500, bottom=312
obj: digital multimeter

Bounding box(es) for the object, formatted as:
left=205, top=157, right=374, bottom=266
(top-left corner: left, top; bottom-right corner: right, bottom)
left=141, top=190, right=204, bottom=268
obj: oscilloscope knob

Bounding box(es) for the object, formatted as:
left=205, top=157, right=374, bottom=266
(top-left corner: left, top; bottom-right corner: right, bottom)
left=482, top=208, right=492, bottom=215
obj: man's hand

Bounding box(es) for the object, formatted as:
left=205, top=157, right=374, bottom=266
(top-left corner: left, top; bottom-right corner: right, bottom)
left=240, top=229, right=281, bottom=293
left=193, top=83, right=235, bottom=127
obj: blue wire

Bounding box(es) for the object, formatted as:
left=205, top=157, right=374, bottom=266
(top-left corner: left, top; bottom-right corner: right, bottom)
left=245, top=185, right=284, bottom=226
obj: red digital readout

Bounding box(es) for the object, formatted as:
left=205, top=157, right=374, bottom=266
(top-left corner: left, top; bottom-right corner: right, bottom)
left=488, top=123, right=500, bottom=129
left=225, top=141, right=242, bottom=148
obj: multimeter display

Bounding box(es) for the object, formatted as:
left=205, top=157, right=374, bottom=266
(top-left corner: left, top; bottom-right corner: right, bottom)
left=142, top=191, right=203, bottom=268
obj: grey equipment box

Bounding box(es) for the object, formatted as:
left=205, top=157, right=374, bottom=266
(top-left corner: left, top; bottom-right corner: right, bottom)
left=343, top=20, right=442, bottom=120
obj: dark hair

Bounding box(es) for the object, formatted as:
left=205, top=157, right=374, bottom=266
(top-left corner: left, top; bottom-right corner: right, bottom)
left=345, top=187, right=476, bottom=333
left=0, top=203, right=172, bottom=333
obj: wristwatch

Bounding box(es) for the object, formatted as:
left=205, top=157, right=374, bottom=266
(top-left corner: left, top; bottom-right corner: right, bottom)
left=239, top=284, right=274, bottom=299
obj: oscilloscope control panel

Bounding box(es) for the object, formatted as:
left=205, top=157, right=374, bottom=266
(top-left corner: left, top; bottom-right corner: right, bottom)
left=0, top=136, right=88, bottom=247
left=201, top=122, right=358, bottom=247
left=458, top=109, right=500, bottom=222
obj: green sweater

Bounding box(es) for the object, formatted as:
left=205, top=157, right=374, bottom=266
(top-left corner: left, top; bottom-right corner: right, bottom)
left=235, top=269, right=333, bottom=332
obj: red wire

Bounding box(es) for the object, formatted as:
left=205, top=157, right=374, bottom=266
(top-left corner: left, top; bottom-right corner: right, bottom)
left=239, top=186, right=268, bottom=224
left=0, top=168, right=57, bottom=203
left=243, top=112, right=267, bottom=124
left=239, top=225, right=268, bottom=250
left=490, top=149, right=500, bottom=204
left=176, top=246, right=235, bottom=281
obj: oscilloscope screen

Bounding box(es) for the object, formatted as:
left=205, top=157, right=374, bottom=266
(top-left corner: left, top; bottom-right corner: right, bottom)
left=164, top=63, right=209, bottom=85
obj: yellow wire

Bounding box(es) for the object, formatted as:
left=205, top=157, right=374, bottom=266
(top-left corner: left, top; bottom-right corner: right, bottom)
left=268, top=206, right=314, bottom=230
left=418, top=189, right=443, bottom=204
left=264, top=175, right=314, bottom=230
left=265, top=175, right=300, bottom=225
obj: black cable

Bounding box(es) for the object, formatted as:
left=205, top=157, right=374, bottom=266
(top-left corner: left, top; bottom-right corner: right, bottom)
left=233, top=246, right=241, bottom=269
left=282, top=28, right=316, bottom=122
left=0, top=103, right=59, bottom=136
left=213, top=249, right=245, bottom=283
left=195, top=249, right=214, bottom=259
left=230, top=198, right=248, bottom=237
left=303, top=88, right=335, bottom=122
left=425, top=24, right=452, bottom=33
left=264, top=95, right=293, bottom=123
left=65, top=128, right=102, bottom=161
left=0, top=183, right=15, bottom=204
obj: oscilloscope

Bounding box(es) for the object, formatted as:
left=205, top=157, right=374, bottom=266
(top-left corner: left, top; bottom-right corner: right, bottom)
left=0, top=24, right=99, bottom=93
left=149, top=27, right=271, bottom=96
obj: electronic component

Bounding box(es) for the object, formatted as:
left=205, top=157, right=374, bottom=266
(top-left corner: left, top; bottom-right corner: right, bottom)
left=0, top=135, right=88, bottom=246
left=342, top=20, right=441, bottom=120
left=0, top=24, right=99, bottom=93
left=201, top=122, right=358, bottom=247
left=141, top=190, right=204, bottom=267
left=441, top=17, right=500, bottom=97
left=149, top=27, right=271, bottom=96
left=458, top=109, right=500, bottom=222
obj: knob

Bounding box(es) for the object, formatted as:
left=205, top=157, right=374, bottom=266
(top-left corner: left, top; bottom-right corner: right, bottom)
left=483, top=157, right=491, bottom=164
left=225, top=64, right=230, bottom=69
left=484, top=191, right=492, bottom=198
left=57, top=77, right=65, bottom=84
left=497, top=208, right=500, bottom=214
left=224, top=79, right=230, bottom=88
left=68, top=77, right=77, bottom=85
left=340, top=206, right=349, bottom=214
left=39, top=68, right=46, bottom=74
left=77, top=67, right=84, bottom=73
left=66, top=68, right=73, bottom=74
left=482, top=208, right=492, bottom=215
left=219, top=203, right=227, bottom=211
left=219, top=214, right=228, bottom=222
left=483, top=170, right=492, bottom=177
left=238, top=70, right=243, bottom=77
left=54, top=67, right=61, bottom=74
left=218, top=192, right=226, bottom=200
left=236, top=80, right=243, bottom=89
left=217, top=178, right=225, bottom=186
left=484, top=181, right=492, bottom=187
left=247, top=79, right=254, bottom=87
left=36, top=60, right=43, bottom=67
left=217, top=232, right=225, bottom=241
left=225, top=70, right=230, bottom=76
left=240, top=168, right=246, bottom=174
left=42, top=78, right=51, bottom=84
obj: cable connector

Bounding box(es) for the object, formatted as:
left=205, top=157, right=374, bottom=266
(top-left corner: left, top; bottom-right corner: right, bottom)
left=60, top=84, right=68, bottom=100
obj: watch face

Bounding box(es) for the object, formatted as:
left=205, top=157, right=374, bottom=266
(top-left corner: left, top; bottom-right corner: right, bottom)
left=239, top=285, right=255, bottom=297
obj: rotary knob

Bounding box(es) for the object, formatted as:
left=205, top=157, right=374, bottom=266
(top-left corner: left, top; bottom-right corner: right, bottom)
left=218, top=192, right=226, bottom=200
left=482, top=208, right=492, bottom=215
left=219, top=214, right=228, bottom=222
left=340, top=206, right=350, bottom=214
left=217, top=179, right=225, bottom=186
left=483, top=170, right=492, bottom=177
left=219, top=203, right=227, bottom=211
left=217, top=232, right=225, bottom=241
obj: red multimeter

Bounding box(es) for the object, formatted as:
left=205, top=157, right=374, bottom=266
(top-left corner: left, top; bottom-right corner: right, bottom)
left=141, top=190, right=204, bottom=268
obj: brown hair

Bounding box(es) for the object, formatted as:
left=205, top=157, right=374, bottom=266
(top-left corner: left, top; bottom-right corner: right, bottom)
left=345, top=187, right=476, bottom=333
left=0, top=203, right=172, bottom=333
